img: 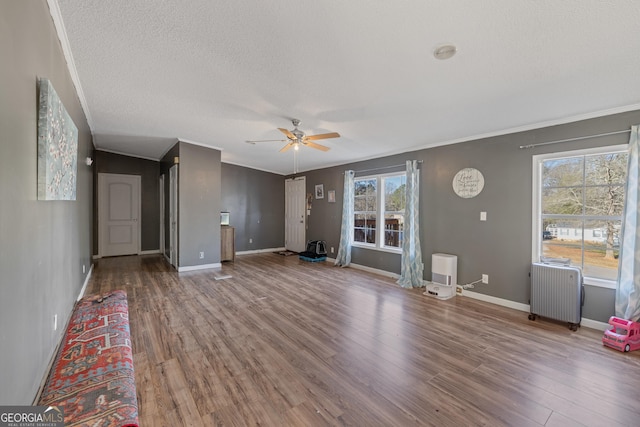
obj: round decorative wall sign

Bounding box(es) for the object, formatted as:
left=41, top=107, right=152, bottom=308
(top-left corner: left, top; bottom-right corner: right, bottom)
left=452, top=168, right=484, bottom=198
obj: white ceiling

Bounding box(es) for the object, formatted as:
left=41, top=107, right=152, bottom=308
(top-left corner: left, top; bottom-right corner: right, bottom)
left=51, top=0, right=640, bottom=175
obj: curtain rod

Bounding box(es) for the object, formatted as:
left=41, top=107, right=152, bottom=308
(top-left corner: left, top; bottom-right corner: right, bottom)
left=354, top=160, right=422, bottom=174
left=519, top=129, right=630, bottom=149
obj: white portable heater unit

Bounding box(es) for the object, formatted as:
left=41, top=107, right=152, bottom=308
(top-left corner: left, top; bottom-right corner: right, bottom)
left=424, top=253, right=458, bottom=300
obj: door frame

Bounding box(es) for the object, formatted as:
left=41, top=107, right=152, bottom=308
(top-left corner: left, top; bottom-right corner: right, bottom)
left=159, top=174, right=165, bottom=259
left=285, top=176, right=306, bottom=252
left=97, top=172, right=142, bottom=258
left=169, top=165, right=178, bottom=268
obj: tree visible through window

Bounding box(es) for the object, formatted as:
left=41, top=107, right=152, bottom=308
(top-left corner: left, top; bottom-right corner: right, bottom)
left=383, top=175, right=406, bottom=248
left=536, top=148, right=627, bottom=282
left=354, top=178, right=376, bottom=244
left=354, top=173, right=406, bottom=250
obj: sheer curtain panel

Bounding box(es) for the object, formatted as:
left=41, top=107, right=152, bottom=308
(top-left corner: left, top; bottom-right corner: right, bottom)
left=334, top=170, right=355, bottom=267
left=397, top=160, right=424, bottom=288
left=616, top=125, right=640, bottom=320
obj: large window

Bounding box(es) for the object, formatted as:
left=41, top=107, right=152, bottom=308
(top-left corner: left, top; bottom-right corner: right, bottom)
left=533, top=145, right=627, bottom=287
left=354, top=173, right=406, bottom=251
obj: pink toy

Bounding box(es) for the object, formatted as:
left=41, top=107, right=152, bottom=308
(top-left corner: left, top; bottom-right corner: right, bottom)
left=602, top=316, right=640, bottom=352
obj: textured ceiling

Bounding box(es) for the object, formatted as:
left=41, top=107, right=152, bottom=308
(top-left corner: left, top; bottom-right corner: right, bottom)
left=52, top=0, right=640, bottom=174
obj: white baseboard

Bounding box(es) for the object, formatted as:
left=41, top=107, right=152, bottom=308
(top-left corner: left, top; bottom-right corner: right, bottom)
left=325, top=257, right=401, bottom=280
left=579, top=318, right=610, bottom=331
left=340, top=261, right=401, bottom=280
left=236, top=247, right=286, bottom=256
left=94, top=249, right=161, bottom=260
left=177, top=262, right=222, bottom=272
left=290, top=255, right=401, bottom=281
left=76, top=263, right=94, bottom=301
left=461, top=289, right=531, bottom=312
left=460, top=289, right=609, bottom=331
left=140, top=249, right=161, bottom=255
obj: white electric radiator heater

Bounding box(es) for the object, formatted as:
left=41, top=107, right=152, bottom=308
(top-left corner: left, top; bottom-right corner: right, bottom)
left=424, top=253, right=457, bottom=300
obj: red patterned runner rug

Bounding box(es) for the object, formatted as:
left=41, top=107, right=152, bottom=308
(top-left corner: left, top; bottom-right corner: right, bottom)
left=39, top=290, right=139, bottom=427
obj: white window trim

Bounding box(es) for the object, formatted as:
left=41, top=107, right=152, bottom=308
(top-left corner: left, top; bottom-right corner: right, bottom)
left=531, top=144, right=626, bottom=288
left=353, top=172, right=405, bottom=254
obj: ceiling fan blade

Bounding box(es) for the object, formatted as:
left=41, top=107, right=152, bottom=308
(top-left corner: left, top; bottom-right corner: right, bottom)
left=304, top=141, right=330, bottom=152
left=245, top=139, right=287, bottom=144
left=278, top=128, right=296, bottom=140
left=279, top=143, right=294, bottom=153
left=304, top=132, right=340, bottom=141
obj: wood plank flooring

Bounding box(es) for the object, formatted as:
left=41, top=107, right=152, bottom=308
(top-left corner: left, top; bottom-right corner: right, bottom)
left=86, top=253, right=640, bottom=426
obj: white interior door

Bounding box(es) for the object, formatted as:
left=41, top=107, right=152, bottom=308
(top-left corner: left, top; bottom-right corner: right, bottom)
left=169, top=165, right=178, bottom=267
left=285, top=177, right=306, bottom=252
left=98, top=173, right=141, bottom=257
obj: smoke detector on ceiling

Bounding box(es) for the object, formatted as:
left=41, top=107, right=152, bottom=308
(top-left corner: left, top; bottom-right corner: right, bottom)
left=433, top=44, right=457, bottom=60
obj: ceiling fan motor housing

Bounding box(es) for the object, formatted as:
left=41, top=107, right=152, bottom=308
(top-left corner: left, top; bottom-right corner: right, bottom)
left=290, top=119, right=304, bottom=141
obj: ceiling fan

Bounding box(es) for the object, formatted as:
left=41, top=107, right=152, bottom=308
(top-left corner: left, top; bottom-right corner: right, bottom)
left=246, top=119, right=340, bottom=152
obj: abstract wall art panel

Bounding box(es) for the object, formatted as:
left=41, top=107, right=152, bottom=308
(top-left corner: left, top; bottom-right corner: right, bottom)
left=37, top=78, right=78, bottom=200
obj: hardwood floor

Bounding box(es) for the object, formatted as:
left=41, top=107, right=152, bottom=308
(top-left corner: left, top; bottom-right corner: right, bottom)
left=87, top=253, right=640, bottom=426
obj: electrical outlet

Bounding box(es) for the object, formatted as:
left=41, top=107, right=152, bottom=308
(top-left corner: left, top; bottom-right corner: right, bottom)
left=199, top=251, right=204, bottom=259
left=331, top=247, right=334, bottom=253
left=249, top=238, right=253, bottom=244
left=82, top=264, right=86, bottom=274
left=54, top=314, right=58, bottom=331
left=482, top=274, right=489, bottom=284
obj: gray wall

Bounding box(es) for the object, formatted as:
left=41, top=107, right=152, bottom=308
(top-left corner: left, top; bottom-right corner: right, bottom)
left=94, top=150, right=160, bottom=254
left=221, top=163, right=285, bottom=252
left=160, top=149, right=281, bottom=264
left=177, top=142, right=221, bottom=267
left=302, top=157, right=407, bottom=272
left=0, top=1, right=93, bottom=404
left=304, top=110, right=640, bottom=323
